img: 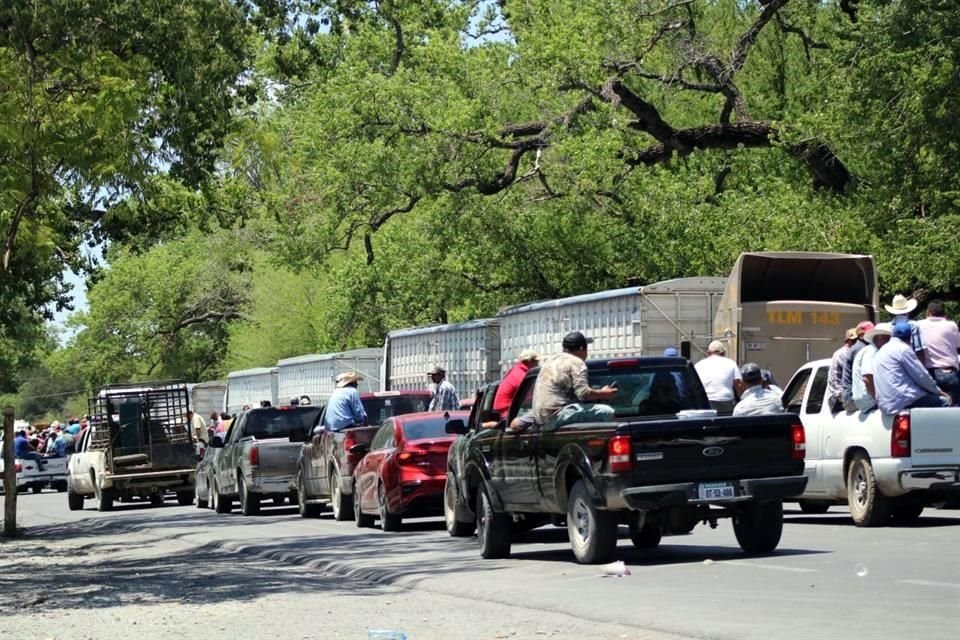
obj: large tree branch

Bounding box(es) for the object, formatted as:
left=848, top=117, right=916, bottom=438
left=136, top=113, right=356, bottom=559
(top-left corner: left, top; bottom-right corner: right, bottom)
left=728, top=0, right=791, bottom=79
left=602, top=78, right=682, bottom=150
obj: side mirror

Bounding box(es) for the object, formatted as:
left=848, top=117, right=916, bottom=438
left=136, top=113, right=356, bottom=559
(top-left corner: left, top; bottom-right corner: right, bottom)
left=288, top=429, right=307, bottom=443
left=348, top=443, right=368, bottom=456
left=209, top=435, right=224, bottom=449
left=445, top=419, right=468, bottom=435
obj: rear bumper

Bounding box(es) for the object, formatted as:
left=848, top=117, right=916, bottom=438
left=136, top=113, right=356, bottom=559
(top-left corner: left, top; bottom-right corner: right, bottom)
left=899, top=467, right=960, bottom=493
left=103, top=469, right=195, bottom=490
left=249, top=474, right=296, bottom=495
left=620, top=475, right=809, bottom=510
left=392, top=478, right=446, bottom=516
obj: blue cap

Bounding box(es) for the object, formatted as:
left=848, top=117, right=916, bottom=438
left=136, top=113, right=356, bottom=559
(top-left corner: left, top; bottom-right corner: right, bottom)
left=892, top=321, right=912, bottom=340
left=663, top=346, right=679, bottom=357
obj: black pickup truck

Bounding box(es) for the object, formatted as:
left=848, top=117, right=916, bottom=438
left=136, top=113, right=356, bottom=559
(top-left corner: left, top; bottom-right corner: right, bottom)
left=444, top=357, right=808, bottom=564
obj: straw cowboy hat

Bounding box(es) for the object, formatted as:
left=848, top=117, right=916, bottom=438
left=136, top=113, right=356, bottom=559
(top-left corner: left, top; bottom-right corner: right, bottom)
left=336, top=371, right=363, bottom=388
left=885, top=294, right=918, bottom=316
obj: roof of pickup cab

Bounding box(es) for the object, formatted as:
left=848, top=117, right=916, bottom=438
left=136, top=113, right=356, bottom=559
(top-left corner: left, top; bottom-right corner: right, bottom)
left=522, top=356, right=689, bottom=377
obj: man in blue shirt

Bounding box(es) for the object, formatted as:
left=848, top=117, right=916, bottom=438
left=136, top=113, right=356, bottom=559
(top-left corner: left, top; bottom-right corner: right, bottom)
left=873, top=322, right=948, bottom=414
left=14, top=430, right=46, bottom=468
left=322, top=372, right=368, bottom=432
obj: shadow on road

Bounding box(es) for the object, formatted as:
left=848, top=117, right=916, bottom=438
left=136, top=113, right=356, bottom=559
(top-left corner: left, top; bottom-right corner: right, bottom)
left=785, top=513, right=960, bottom=528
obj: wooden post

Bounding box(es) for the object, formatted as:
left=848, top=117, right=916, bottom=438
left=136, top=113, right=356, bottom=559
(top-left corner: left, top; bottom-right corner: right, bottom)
left=3, top=405, right=17, bottom=537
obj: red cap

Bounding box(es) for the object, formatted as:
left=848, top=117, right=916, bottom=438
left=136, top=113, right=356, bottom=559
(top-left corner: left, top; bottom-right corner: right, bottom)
left=856, top=320, right=875, bottom=336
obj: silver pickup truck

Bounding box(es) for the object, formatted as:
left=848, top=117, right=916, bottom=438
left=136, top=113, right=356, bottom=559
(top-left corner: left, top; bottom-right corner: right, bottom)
left=208, top=405, right=321, bottom=516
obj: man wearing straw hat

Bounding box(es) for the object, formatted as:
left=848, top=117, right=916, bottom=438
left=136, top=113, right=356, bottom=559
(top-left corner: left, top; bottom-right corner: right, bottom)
left=885, top=294, right=927, bottom=366
left=323, top=372, right=368, bottom=431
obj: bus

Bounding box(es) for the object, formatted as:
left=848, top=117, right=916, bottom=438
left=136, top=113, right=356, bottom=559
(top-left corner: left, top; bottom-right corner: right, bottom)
left=713, top=252, right=878, bottom=386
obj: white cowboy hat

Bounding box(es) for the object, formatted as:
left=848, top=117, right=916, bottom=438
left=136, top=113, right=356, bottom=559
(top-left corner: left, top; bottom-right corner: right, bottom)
left=885, top=294, right=918, bottom=316
left=864, top=322, right=892, bottom=342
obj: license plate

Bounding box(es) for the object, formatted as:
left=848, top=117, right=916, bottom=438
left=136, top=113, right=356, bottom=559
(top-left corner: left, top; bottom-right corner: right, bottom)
left=697, top=481, right=736, bottom=500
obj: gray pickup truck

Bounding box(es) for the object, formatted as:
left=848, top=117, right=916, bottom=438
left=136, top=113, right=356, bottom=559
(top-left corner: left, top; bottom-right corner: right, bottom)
left=208, top=405, right=321, bottom=515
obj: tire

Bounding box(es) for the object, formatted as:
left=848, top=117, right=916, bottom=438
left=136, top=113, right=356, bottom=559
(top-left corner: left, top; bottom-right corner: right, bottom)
left=733, top=500, right=784, bottom=554
left=378, top=483, right=402, bottom=532
left=56, top=481, right=68, bottom=493
left=176, top=491, right=194, bottom=506
left=31, top=485, right=42, bottom=494
left=798, top=500, right=831, bottom=515
left=149, top=493, right=165, bottom=506
left=239, top=476, right=260, bottom=516
left=330, top=471, right=354, bottom=522
left=567, top=480, right=618, bottom=564
left=444, top=476, right=476, bottom=537
left=891, top=504, right=924, bottom=523
left=847, top=455, right=890, bottom=527
left=67, top=489, right=84, bottom=511
left=297, top=473, right=322, bottom=518
left=476, top=483, right=511, bottom=559
left=95, top=481, right=113, bottom=512
left=196, top=497, right=208, bottom=509
left=213, top=481, right=232, bottom=514
left=628, top=515, right=662, bottom=549
left=354, top=485, right=376, bottom=528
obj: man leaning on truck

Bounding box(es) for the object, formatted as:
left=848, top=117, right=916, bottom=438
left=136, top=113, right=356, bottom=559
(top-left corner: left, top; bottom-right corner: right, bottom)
left=531, top=331, right=618, bottom=429
left=693, top=341, right=741, bottom=414
left=322, top=372, right=368, bottom=431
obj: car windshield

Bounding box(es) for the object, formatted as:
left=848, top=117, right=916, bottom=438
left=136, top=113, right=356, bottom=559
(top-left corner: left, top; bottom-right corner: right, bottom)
left=243, top=407, right=322, bottom=439
left=587, top=365, right=708, bottom=418
left=363, top=396, right=431, bottom=425
left=401, top=416, right=453, bottom=441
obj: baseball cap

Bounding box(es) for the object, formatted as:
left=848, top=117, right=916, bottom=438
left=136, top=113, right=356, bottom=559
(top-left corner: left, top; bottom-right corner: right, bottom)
left=427, top=365, right=446, bottom=376
left=561, top=331, right=593, bottom=350
left=856, top=320, right=875, bottom=336
left=518, top=349, right=539, bottom=362
left=892, top=321, right=912, bottom=341
left=707, top=340, right=726, bottom=354
left=663, top=346, right=679, bottom=357
left=740, top=362, right=762, bottom=383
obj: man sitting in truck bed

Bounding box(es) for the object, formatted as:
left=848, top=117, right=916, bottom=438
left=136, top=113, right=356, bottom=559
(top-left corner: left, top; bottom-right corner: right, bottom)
left=531, top=331, right=619, bottom=430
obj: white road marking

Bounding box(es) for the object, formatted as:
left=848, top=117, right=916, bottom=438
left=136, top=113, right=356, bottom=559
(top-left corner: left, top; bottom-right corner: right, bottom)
left=898, top=579, right=960, bottom=590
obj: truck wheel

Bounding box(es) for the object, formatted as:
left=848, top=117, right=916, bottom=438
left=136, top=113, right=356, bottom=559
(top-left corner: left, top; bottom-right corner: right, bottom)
left=378, top=483, right=402, bottom=532
left=353, top=484, right=375, bottom=528
left=239, top=476, right=260, bottom=516
left=95, top=482, right=113, bottom=512
left=798, top=501, right=831, bottom=515
left=733, top=499, right=784, bottom=554
left=177, top=491, right=194, bottom=506
left=847, top=455, right=890, bottom=527
left=196, top=495, right=208, bottom=509
left=476, top=483, right=511, bottom=559
left=56, top=481, right=68, bottom=493
left=67, top=489, right=84, bottom=511
left=213, top=482, right=232, bottom=514
left=31, top=485, right=42, bottom=494
left=628, top=514, right=662, bottom=549
left=567, top=480, right=618, bottom=564
left=444, top=477, right=475, bottom=537
left=330, top=471, right=354, bottom=522
left=297, top=473, right=322, bottom=518
left=149, top=493, right=165, bottom=506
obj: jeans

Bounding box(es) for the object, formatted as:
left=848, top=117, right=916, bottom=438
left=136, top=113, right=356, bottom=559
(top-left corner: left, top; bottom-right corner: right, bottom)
left=908, top=393, right=949, bottom=409
left=18, top=451, right=45, bottom=467
left=549, top=403, right=616, bottom=429
left=931, top=370, right=960, bottom=406
left=709, top=400, right=734, bottom=414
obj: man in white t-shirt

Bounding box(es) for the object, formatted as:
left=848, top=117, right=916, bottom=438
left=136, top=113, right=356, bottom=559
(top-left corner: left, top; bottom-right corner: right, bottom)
left=694, top=341, right=742, bottom=413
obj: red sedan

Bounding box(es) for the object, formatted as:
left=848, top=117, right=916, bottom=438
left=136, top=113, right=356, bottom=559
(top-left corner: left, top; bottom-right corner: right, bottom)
left=353, top=411, right=468, bottom=531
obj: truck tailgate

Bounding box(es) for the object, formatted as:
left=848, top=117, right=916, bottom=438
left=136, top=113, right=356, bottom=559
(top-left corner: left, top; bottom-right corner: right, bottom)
left=254, top=440, right=302, bottom=477
left=625, top=414, right=803, bottom=484
left=907, top=407, right=960, bottom=466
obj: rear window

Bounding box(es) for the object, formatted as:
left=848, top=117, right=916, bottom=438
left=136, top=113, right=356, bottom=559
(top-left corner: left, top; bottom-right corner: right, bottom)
left=587, top=366, right=709, bottom=418
left=363, top=395, right=431, bottom=425
left=401, top=417, right=452, bottom=441
left=243, top=407, right=322, bottom=439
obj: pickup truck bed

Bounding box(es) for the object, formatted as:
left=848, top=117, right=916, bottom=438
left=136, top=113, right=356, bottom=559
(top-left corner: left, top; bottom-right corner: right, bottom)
left=446, top=357, right=807, bottom=564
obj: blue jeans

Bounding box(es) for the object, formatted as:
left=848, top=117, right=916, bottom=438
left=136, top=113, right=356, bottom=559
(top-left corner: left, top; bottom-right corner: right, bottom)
left=931, top=370, right=960, bottom=406
left=18, top=451, right=45, bottom=467
left=908, top=393, right=949, bottom=409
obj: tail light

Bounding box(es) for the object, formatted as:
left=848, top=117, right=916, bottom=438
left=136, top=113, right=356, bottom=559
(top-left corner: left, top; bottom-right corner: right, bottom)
left=248, top=445, right=259, bottom=467
left=892, top=414, right=911, bottom=458
left=608, top=435, right=633, bottom=473
left=344, top=432, right=359, bottom=466
left=791, top=422, right=806, bottom=460
left=397, top=449, right=428, bottom=466
left=14, top=462, right=22, bottom=473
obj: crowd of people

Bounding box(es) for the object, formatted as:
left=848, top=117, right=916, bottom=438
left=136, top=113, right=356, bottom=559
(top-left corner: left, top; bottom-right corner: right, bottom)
left=10, top=417, right=90, bottom=469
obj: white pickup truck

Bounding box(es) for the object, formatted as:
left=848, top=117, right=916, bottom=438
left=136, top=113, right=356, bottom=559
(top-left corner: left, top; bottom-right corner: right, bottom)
left=783, top=359, right=960, bottom=526
left=0, top=435, right=69, bottom=494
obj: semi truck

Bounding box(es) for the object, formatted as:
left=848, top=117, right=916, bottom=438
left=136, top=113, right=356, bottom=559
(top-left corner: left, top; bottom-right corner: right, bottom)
left=277, top=349, right=383, bottom=405
left=224, top=367, right=279, bottom=415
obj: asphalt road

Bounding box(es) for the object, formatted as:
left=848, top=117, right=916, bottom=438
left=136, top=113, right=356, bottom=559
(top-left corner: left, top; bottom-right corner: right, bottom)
left=6, top=491, right=960, bottom=639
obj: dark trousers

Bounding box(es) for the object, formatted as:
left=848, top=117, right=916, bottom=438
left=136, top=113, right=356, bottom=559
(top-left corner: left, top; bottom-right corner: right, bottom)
left=18, top=451, right=45, bottom=467
left=709, top=400, right=734, bottom=414
left=931, top=369, right=960, bottom=406
left=908, top=393, right=949, bottom=409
